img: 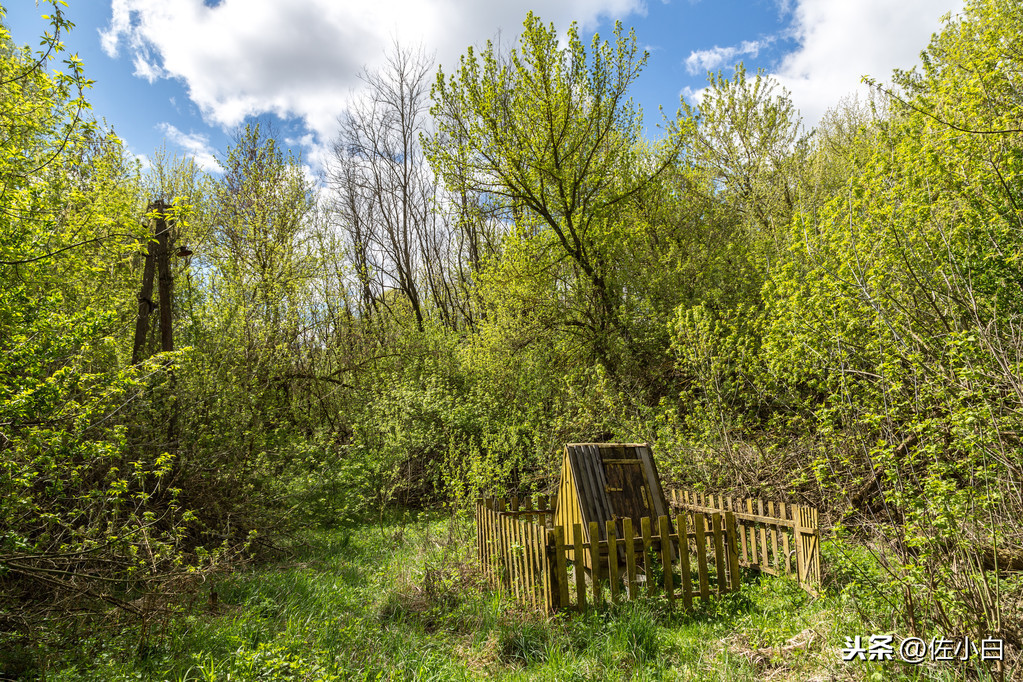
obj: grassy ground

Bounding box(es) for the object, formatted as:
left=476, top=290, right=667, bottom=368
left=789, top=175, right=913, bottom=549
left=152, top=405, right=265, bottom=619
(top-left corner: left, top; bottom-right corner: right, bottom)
left=26, top=511, right=999, bottom=681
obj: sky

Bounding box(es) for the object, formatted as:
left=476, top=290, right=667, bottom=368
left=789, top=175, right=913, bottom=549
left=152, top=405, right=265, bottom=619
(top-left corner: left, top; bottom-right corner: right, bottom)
left=4, top=0, right=965, bottom=179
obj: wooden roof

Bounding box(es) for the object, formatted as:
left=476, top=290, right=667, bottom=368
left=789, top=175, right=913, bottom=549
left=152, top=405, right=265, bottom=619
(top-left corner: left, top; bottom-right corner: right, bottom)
left=554, top=443, right=670, bottom=562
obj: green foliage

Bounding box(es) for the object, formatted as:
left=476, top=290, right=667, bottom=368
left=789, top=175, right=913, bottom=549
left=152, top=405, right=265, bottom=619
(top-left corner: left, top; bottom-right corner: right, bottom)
left=0, top=3, right=222, bottom=636
left=758, top=0, right=1023, bottom=643
left=3, top=0, right=1023, bottom=673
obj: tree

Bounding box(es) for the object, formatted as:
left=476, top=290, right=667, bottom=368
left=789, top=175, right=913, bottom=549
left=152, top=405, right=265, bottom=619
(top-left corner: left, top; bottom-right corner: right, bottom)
left=330, top=44, right=439, bottom=330
left=761, top=0, right=1023, bottom=640
left=426, top=13, right=685, bottom=355
left=0, top=2, right=207, bottom=636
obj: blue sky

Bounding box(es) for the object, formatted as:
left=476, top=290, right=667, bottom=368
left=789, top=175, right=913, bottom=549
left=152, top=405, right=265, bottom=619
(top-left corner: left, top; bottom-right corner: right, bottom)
left=4, top=0, right=963, bottom=178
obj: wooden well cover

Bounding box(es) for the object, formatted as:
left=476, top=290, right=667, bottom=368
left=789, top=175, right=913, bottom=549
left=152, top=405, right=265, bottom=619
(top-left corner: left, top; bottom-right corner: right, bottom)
left=554, top=443, right=670, bottom=565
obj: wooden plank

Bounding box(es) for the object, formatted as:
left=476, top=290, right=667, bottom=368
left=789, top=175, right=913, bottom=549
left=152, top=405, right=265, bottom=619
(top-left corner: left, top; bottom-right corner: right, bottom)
left=781, top=503, right=792, bottom=576
left=745, top=499, right=756, bottom=569
left=504, top=507, right=513, bottom=594
left=476, top=502, right=483, bottom=576
left=512, top=519, right=522, bottom=602
left=712, top=513, right=726, bottom=596
left=524, top=499, right=537, bottom=608
left=802, top=506, right=820, bottom=586
left=521, top=518, right=533, bottom=608
left=670, top=492, right=797, bottom=528
left=587, top=445, right=615, bottom=533
left=641, top=517, right=654, bottom=597
left=757, top=499, right=769, bottom=569
left=553, top=526, right=570, bottom=610
left=539, top=524, right=553, bottom=612
left=694, top=514, right=710, bottom=601
left=497, top=500, right=507, bottom=591
left=488, top=505, right=495, bottom=585
left=725, top=511, right=741, bottom=592
left=738, top=501, right=749, bottom=564
left=509, top=516, right=521, bottom=602
left=768, top=501, right=780, bottom=573
left=606, top=519, right=619, bottom=603
left=486, top=505, right=495, bottom=586
left=590, top=445, right=615, bottom=522
left=573, top=523, right=587, bottom=613
left=658, top=516, right=674, bottom=608
left=478, top=504, right=487, bottom=584
left=570, top=446, right=598, bottom=544
left=794, top=505, right=805, bottom=586
left=494, top=507, right=503, bottom=587
left=589, top=521, right=602, bottom=607
left=531, top=522, right=540, bottom=609
left=676, top=514, right=693, bottom=610
left=496, top=512, right=505, bottom=592
left=624, top=518, right=637, bottom=601
left=523, top=517, right=534, bottom=609
left=636, top=444, right=670, bottom=520
left=520, top=517, right=530, bottom=606
left=560, top=449, right=580, bottom=557
left=511, top=514, right=521, bottom=603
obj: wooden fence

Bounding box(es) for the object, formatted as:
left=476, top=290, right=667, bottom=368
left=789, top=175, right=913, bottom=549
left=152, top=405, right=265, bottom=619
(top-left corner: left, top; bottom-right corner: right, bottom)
left=476, top=496, right=742, bottom=613
left=669, top=489, right=821, bottom=592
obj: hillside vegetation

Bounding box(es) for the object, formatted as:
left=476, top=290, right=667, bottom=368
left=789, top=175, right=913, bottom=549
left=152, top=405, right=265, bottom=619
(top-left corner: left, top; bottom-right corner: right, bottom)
left=1, top=0, right=1021, bottom=678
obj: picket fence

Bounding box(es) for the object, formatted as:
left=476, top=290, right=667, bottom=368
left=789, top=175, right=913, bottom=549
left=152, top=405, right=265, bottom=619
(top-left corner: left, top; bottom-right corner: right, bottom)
left=670, top=489, right=821, bottom=591
left=475, top=490, right=820, bottom=613
left=476, top=496, right=742, bottom=613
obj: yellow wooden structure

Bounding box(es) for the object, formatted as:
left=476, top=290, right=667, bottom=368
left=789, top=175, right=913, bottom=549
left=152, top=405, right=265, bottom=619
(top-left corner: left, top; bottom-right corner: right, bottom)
left=554, top=443, right=671, bottom=568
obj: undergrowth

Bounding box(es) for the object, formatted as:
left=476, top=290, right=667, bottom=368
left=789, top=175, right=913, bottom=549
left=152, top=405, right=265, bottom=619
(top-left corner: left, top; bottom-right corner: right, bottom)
left=12, top=510, right=1009, bottom=681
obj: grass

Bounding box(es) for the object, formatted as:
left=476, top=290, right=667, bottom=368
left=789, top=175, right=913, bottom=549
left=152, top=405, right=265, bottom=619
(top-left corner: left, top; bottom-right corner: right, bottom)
left=15, top=510, right=1006, bottom=681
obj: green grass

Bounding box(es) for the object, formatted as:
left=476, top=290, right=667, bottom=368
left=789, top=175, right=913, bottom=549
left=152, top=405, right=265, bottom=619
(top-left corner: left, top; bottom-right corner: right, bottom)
left=17, top=512, right=1001, bottom=681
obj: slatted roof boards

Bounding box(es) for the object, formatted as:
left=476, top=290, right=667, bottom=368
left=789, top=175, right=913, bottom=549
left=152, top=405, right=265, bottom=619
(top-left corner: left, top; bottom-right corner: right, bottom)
left=554, top=443, right=670, bottom=564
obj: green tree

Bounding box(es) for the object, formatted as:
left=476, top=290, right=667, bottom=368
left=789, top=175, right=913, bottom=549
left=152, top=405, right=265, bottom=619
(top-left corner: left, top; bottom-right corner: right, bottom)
left=426, top=13, right=684, bottom=363
left=762, top=0, right=1023, bottom=640
left=0, top=3, right=208, bottom=641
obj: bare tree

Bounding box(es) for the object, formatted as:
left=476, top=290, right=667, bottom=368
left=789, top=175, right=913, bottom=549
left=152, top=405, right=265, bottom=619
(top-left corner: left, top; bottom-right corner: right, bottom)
left=329, top=43, right=437, bottom=331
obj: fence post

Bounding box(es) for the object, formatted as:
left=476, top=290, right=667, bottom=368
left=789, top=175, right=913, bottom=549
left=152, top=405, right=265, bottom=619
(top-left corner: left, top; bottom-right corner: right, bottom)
left=658, top=516, right=674, bottom=608
left=712, top=513, right=726, bottom=596
left=799, top=506, right=820, bottom=587
left=606, top=520, right=619, bottom=603
left=552, top=526, right=570, bottom=611
left=694, top=514, right=710, bottom=601
left=676, top=513, right=693, bottom=610
left=768, top=500, right=780, bottom=572
left=477, top=501, right=486, bottom=583
left=573, top=523, right=587, bottom=613
left=794, top=505, right=805, bottom=587
left=589, top=521, right=602, bottom=607
left=725, top=511, right=741, bottom=592
left=539, top=523, right=553, bottom=612
left=641, top=517, right=654, bottom=597
left=781, top=503, right=792, bottom=576
left=624, top=518, right=638, bottom=601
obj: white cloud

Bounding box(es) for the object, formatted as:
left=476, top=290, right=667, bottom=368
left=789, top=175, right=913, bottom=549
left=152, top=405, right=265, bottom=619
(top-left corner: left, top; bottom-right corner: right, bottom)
left=156, top=122, right=222, bottom=173
left=685, top=39, right=770, bottom=75
left=772, top=0, right=965, bottom=126
left=100, top=0, right=646, bottom=172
